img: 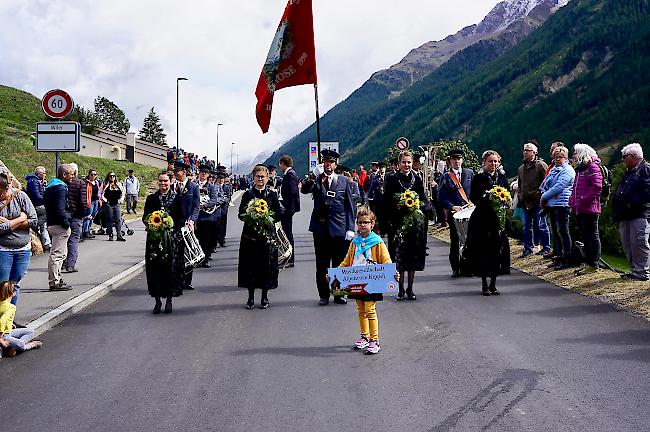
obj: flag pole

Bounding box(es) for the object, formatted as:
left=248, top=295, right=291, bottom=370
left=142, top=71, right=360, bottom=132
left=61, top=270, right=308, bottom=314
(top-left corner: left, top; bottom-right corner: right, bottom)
left=314, top=84, right=322, bottom=163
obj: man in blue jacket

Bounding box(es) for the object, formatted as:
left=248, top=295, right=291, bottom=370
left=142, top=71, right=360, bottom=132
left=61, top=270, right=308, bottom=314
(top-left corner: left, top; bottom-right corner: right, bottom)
left=44, top=164, right=75, bottom=291
left=438, top=149, right=475, bottom=277
left=25, top=166, right=51, bottom=251
left=301, top=149, right=356, bottom=305
left=194, top=164, right=225, bottom=267
left=173, top=161, right=200, bottom=290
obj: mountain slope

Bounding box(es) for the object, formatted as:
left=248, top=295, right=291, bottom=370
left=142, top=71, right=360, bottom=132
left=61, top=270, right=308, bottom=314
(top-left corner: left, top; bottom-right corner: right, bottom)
left=269, top=0, right=649, bottom=173
left=266, top=0, right=570, bottom=171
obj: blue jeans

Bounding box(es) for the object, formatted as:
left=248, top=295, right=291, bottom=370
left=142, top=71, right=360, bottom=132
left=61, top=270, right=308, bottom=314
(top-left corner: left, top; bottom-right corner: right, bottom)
left=521, top=204, right=550, bottom=253
left=549, top=207, right=572, bottom=259
left=3, top=327, right=34, bottom=350
left=0, top=249, right=32, bottom=305
left=83, top=200, right=100, bottom=234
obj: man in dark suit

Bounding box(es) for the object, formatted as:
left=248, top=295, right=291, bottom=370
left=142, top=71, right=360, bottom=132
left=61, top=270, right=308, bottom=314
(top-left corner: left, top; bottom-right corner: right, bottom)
left=215, top=172, right=230, bottom=247
left=437, top=149, right=475, bottom=277
left=195, top=164, right=225, bottom=267
left=173, top=161, right=201, bottom=290
left=301, top=149, right=356, bottom=305
left=278, top=155, right=300, bottom=267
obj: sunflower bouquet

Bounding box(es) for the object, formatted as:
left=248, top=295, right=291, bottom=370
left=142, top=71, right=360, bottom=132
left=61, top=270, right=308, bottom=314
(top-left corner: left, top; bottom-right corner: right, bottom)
left=243, top=198, right=276, bottom=242
left=145, top=210, right=175, bottom=260
left=394, top=189, right=425, bottom=239
left=484, top=186, right=512, bottom=232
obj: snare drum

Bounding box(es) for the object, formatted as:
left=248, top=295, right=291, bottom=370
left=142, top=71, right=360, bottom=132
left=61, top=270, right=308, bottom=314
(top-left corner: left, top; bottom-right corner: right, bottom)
left=452, top=205, right=476, bottom=247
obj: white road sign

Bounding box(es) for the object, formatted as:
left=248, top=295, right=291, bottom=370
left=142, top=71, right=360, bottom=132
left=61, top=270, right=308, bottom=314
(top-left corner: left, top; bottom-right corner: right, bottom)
left=36, top=122, right=81, bottom=152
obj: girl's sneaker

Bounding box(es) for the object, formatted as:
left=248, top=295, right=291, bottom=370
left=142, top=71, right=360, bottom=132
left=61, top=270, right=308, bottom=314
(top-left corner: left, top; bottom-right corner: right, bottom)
left=354, top=336, right=369, bottom=349
left=365, top=340, right=380, bottom=355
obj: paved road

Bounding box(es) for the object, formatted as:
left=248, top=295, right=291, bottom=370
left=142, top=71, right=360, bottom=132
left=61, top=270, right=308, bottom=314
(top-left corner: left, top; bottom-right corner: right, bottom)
left=2, top=196, right=649, bottom=431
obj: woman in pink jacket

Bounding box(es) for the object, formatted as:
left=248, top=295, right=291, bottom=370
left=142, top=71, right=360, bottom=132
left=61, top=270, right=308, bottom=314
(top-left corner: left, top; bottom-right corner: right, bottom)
left=569, top=143, right=603, bottom=275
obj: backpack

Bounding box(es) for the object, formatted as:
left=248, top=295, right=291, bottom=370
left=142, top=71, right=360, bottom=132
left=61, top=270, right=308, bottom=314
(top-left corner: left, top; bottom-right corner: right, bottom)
left=596, top=162, right=612, bottom=204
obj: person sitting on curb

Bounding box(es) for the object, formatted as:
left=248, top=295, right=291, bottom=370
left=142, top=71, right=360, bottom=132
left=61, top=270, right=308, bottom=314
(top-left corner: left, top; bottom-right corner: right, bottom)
left=0, top=281, right=43, bottom=358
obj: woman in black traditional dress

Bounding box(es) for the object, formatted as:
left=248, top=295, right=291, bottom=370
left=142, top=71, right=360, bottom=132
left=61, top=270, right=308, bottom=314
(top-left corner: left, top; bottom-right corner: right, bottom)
left=464, top=150, right=510, bottom=296
left=238, top=165, right=283, bottom=309
left=383, top=151, right=428, bottom=300
left=142, top=172, right=184, bottom=314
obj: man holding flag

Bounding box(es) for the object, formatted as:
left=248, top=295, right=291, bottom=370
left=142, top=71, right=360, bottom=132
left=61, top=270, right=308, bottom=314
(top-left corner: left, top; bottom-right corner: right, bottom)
left=255, top=0, right=318, bottom=135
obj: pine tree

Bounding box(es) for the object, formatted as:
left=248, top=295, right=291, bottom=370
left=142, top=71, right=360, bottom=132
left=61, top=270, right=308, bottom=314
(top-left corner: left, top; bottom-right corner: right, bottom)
left=138, top=107, right=167, bottom=145
left=93, top=96, right=130, bottom=134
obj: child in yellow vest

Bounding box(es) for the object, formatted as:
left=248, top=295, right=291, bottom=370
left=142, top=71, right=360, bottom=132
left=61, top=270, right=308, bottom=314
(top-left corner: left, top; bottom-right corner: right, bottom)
left=337, top=209, right=397, bottom=355
left=0, top=281, right=42, bottom=358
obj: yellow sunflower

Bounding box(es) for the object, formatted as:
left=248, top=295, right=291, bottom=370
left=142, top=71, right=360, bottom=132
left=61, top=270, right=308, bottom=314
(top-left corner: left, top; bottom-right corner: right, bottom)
left=401, top=192, right=411, bottom=201
left=149, top=213, right=162, bottom=228
left=405, top=198, right=415, bottom=208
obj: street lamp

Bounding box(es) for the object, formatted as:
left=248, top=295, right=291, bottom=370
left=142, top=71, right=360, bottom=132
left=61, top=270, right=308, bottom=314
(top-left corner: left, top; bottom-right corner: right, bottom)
left=231, top=142, right=235, bottom=175
left=236, top=154, right=239, bottom=175
left=176, top=77, right=188, bottom=149
left=216, top=123, right=223, bottom=165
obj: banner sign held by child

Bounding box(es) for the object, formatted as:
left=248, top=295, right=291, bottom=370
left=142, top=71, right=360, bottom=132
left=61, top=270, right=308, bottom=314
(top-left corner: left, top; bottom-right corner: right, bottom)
left=327, top=263, right=398, bottom=296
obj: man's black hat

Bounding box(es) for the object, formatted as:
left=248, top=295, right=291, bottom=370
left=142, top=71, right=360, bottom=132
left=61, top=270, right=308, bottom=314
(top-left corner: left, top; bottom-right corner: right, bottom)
left=216, top=172, right=227, bottom=179
left=370, top=161, right=379, bottom=166
left=320, top=148, right=340, bottom=161
left=216, top=164, right=227, bottom=171
left=267, top=164, right=277, bottom=171
left=378, top=161, right=387, bottom=168
left=448, top=149, right=464, bottom=158
left=198, top=164, right=212, bottom=172
left=412, top=149, right=425, bottom=159
left=173, top=161, right=190, bottom=170
left=128, top=169, right=134, bottom=173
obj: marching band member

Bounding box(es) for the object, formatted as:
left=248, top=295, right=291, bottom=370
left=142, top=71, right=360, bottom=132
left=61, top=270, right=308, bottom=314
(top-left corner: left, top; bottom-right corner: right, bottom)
left=437, top=149, right=475, bottom=278
left=384, top=151, right=428, bottom=300
left=195, top=164, right=225, bottom=268
left=301, top=149, right=356, bottom=306
left=215, top=172, right=230, bottom=248
left=172, top=161, right=200, bottom=291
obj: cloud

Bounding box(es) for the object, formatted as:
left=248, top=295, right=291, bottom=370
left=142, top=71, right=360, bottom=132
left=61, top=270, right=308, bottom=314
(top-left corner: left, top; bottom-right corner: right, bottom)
left=0, top=0, right=498, bottom=166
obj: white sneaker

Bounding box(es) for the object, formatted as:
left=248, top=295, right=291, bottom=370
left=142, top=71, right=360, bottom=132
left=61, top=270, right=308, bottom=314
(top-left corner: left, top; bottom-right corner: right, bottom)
left=365, top=340, right=380, bottom=355
left=354, top=337, right=369, bottom=349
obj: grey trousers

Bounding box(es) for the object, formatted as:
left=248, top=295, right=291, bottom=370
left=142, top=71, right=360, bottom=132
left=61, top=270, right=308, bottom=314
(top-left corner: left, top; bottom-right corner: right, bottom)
left=48, top=225, right=71, bottom=285
left=34, top=205, right=51, bottom=247
left=63, top=218, right=83, bottom=269
left=619, top=218, right=650, bottom=279
left=126, top=194, right=138, bottom=213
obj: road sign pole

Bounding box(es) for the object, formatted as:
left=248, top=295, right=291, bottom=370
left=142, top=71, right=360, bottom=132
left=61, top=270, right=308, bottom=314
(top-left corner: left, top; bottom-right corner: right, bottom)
left=55, top=151, right=60, bottom=178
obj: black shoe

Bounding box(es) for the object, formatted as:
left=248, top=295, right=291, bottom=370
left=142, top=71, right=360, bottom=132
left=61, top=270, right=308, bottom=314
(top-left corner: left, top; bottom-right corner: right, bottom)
left=199, top=262, right=211, bottom=268
left=246, top=299, right=255, bottom=309
left=553, top=260, right=569, bottom=270
left=333, top=297, right=347, bottom=305
left=117, top=236, right=126, bottom=242
left=108, top=235, right=114, bottom=241
left=164, top=299, right=172, bottom=313
left=405, top=290, right=416, bottom=301
left=185, top=285, right=194, bottom=291
left=153, top=300, right=162, bottom=314
left=319, top=298, right=329, bottom=306
left=260, top=299, right=270, bottom=309
left=520, top=250, right=533, bottom=258
left=219, top=242, right=226, bottom=248
left=79, top=237, right=85, bottom=243
left=207, top=256, right=213, bottom=261
left=482, top=288, right=491, bottom=296
left=489, top=284, right=500, bottom=295
left=49, top=281, right=72, bottom=291
left=286, top=262, right=295, bottom=268
left=451, top=270, right=461, bottom=278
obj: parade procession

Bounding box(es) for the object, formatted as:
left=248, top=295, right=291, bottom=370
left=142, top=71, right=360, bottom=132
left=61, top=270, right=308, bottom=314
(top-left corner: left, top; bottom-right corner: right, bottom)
left=2, top=0, right=650, bottom=431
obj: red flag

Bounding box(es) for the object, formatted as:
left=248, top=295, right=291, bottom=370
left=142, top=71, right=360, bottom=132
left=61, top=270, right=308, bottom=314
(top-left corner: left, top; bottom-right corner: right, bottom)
left=255, top=0, right=317, bottom=133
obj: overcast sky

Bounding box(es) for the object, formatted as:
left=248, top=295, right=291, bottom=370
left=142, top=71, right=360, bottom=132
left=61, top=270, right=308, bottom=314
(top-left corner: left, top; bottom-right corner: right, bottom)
left=0, top=0, right=499, bottom=168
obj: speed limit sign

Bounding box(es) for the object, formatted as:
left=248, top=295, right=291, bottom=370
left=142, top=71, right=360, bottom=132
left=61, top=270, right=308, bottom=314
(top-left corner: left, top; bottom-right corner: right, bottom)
left=42, top=89, right=74, bottom=119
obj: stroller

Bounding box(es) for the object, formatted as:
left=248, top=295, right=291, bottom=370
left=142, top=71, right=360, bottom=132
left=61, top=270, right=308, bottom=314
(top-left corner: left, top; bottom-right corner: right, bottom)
left=92, top=209, right=135, bottom=237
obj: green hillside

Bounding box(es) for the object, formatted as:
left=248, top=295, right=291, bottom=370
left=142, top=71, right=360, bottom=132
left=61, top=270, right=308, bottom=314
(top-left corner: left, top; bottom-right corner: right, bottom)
left=269, top=0, right=650, bottom=173
left=0, top=85, right=161, bottom=195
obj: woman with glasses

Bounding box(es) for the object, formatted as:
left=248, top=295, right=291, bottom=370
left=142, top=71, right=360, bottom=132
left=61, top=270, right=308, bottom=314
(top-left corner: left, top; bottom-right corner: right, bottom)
left=465, top=150, right=510, bottom=295
left=82, top=169, right=101, bottom=239
left=383, top=150, right=428, bottom=300
left=101, top=172, right=126, bottom=241
left=540, top=146, right=575, bottom=270
left=237, top=165, right=282, bottom=309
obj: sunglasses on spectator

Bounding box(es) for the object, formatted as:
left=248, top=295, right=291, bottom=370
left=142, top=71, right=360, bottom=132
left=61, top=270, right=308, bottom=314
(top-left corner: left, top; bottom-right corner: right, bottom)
left=255, top=175, right=266, bottom=179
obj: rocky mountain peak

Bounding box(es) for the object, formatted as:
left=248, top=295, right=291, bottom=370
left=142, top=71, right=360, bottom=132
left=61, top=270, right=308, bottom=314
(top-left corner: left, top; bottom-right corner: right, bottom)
left=369, top=0, right=571, bottom=96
